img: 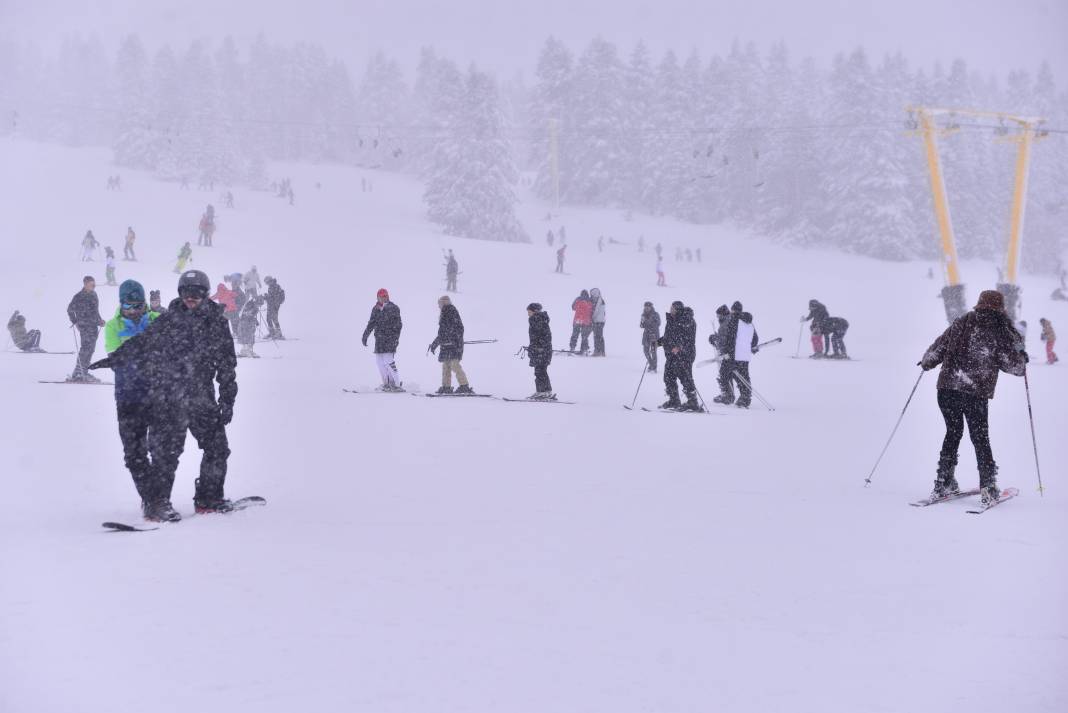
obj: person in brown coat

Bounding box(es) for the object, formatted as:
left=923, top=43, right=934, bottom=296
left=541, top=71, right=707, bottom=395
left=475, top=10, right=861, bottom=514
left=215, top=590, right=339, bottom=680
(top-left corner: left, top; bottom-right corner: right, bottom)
left=919, top=289, right=1028, bottom=505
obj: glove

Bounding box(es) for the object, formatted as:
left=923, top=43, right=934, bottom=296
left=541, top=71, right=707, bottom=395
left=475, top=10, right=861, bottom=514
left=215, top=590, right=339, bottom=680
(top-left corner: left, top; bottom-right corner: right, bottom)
left=917, top=360, right=935, bottom=371
left=218, top=402, right=234, bottom=426
left=1021, top=351, right=1029, bottom=364
left=89, top=357, right=112, bottom=370
left=361, top=336, right=368, bottom=347
left=428, top=342, right=437, bottom=354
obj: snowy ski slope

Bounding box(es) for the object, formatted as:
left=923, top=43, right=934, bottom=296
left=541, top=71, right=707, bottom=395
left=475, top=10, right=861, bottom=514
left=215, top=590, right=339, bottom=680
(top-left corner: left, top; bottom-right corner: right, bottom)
left=1, top=138, right=1065, bottom=713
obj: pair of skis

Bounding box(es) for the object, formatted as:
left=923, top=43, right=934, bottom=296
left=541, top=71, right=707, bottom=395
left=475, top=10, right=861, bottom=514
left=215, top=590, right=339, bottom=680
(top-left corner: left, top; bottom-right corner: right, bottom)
left=909, top=487, right=1019, bottom=514
left=102, top=496, right=266, bottom=532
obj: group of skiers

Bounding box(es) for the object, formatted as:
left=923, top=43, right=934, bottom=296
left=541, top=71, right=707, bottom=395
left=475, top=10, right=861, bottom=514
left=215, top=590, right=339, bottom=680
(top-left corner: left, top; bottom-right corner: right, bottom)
left=198, top=204, right=216, bottom=246
left=211, top=267, right=286, bottom=357
left=801, top=299, right=850, bottom=359
left=569, top=288, right=607, bottom=356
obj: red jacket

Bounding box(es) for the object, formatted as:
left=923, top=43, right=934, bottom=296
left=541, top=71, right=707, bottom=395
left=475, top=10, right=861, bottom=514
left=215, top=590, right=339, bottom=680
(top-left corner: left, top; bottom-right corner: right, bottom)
left=572, top=298, right=594, bottom=326
left=212, top=283, right=237, bottom=313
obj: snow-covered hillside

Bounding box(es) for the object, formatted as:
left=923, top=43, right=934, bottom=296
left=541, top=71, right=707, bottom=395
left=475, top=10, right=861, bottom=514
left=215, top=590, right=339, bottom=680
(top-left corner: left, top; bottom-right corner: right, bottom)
left=1, top=138, right=1065, bottom=713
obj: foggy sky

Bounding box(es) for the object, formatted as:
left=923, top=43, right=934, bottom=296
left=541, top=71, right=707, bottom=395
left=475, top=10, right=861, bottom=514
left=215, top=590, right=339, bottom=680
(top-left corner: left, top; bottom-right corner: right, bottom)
left=4, top=0, right=1067, bottom=87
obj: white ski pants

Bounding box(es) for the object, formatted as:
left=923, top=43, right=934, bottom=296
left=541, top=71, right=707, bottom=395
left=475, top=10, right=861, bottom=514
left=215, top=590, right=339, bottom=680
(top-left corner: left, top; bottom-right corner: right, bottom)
left=375, top=352, right=401, bottom=387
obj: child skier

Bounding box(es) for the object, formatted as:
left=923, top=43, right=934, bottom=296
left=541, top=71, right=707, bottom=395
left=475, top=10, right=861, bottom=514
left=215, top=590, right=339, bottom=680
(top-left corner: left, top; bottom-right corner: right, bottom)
left=1039, top=318, right=1058, bottom=364
left=174, top=242, right=192, bottom=273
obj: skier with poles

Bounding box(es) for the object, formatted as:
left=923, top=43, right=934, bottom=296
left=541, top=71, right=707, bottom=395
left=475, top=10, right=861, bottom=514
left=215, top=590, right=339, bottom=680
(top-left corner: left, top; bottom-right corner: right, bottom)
left=429, top=295, right=473, bottom=394
left=444, top=250, right=459, bottom=293
left=640, top=301, right=661, bottom=372
left=89, top=269, right=239, bottom=521
left=569, top=290, right=594, bottom=354
left=919, top=289, right=1028, bottom=506
left=361, top=288, right=403, bottom=391
left=264, top=276, right=285, bottom=339
left=800, top=299, right=829, bottom=357
left=525, top=303, right=554, bottom=399
left=67, top=275, right=105, bottom=382
left=658, top=300, right=700, bottom=411
left=714, top=302, right=758, bottom=408
left=80, top=230, right=99, bottom=261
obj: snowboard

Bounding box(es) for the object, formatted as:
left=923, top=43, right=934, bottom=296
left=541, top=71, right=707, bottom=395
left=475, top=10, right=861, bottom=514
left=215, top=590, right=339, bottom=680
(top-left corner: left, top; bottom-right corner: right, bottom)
left=102, top=496, right=266, bottom=532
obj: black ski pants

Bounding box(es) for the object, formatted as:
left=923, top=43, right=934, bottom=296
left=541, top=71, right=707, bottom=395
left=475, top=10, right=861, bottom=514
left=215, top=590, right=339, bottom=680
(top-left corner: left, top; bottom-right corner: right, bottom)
left=592, top=322, right=605, bottom=356
left=76, top=325, right=98, bottom=375
left=937, top=389, right=996, bottom=486
left=664, top=355, right=696, bottom=401
left=117, top=401, right=183, bottom=504
left=446, top=274, right=457, bottom=292
left=569, top=324, right=591, bottom=352
left=732, top=361, right=753, bottom=406
left=533, top=363, right=552, bottom=393
left=642, top=335, right=658, bottom=371
left=717, top=359, right=735, bottom=402
left=266, top=306, right=281, bottom=335
left=18, top=330, right=41, bottom=351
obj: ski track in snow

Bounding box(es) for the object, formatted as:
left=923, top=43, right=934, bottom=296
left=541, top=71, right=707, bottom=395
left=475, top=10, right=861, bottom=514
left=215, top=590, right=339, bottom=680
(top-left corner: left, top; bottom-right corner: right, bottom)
left=1, top=139, right=1066, bottom=713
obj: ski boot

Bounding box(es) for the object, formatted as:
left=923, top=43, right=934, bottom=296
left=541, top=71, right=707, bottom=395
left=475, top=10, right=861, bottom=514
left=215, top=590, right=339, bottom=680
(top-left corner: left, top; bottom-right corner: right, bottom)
left=436, top=385, right=454, bottom=395
left=143, top=499, right=182, bottom=523
left=930, top=458, right=961, bottom=499
left=680, top=397, right=703, bottom=412
left=455, top=384, right=474, bottom=395
left=735, top=399, right=751, bottom=409
left=660, top=398, right=682, bottom=410
left=712, top=394, right=733, bottom=405
left=979, top=485, right=1001, bottom=508
left=194, top=496, right=235, bottom=514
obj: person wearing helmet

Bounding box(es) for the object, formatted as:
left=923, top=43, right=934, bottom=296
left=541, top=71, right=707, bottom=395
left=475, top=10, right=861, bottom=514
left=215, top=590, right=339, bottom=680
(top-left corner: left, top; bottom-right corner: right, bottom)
left=263, top=276, right=285, bottom=339
left=90, top=269, right=238, bottom=521
left=361, top=288, right=403, bottom=390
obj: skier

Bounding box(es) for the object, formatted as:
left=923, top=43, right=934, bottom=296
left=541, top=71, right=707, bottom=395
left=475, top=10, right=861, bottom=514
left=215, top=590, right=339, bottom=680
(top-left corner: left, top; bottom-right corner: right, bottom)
left=569, top=289, right=594, bottom=354
left=715, top=302, right=758, bottom=408
left=696, top=248, right=702, bottom=263
left=598, top=236, right=604, bottom=253
left=655, top=242, right=663, bottom=259
left=801, top=299, right=830, bottom=358
left=123, top=227, right=136, bottom=260
left=640, top=301, right=661, bottom=372
left=81, top=230, right=99, bottom=261
left=429, top=295, right=473, bottom=394
left=7, top=311, right=42, bottom=352
left=149, top=290, right=166, bottom=315
left=559, top=226, right=567, bottom=243
left=525, top=303, right=554, bottom=399
left=590, top=287, right=607, bottom=356
left=546, top=229, right=555, bottom=247
left=361, top=288, right=403, bottom=391
left=243, top=265, right=262, bottom=298
left=555, top=244, right=566, bottom=273
left=264, top=276, right=285, bottom=339
left=198, top=211, right=214, bottom=247
left=104, top=247, right=117, bottom=286
left=637, top=235, right=645, bottom=253
left=1039, top=318, right=1057, bottom=364
left=658, top=301, right=700, bottom=411
left=823, top=316, right=850, bottom=359
left=174, top=242, right=192, bottom=273
left=211, top=279, right=239, bottom=337
left=90, top=269, right=239, bottom=520
left=66, top=275, right=105, bottom=382
left=224, top=190, right=234, bottom=209
left=686, top=248, right=693, bottom=262
left=919, top=289, right=1028, bottom=506
left=445, top=250, right=459, bottom=292
left=235, top=295, right=263, bottom=358
left=656, top=256, right=666, bottom=287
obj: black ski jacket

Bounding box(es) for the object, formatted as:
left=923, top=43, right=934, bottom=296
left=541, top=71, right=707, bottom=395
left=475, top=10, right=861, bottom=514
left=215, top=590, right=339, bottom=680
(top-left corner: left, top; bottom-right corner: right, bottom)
left=719, top=311, right=759, bottom=361
left=67, top=290, right=102, bottom=327
left=640, top=309, right=661, bottom=341
left=803, top=301, right=830, bottom=332
left=94, top=297, right=237, bottom=412
left=362, top=301, right=402, bottom=354
left=431, top=304, right=464, bottom=361
left=661, top=307, right=696, bottom=362
left=265, top=282, right=286, bottom=309
left=527, top=311, right=553, bottom=367
left=921, top=308, right=1026, bottom=399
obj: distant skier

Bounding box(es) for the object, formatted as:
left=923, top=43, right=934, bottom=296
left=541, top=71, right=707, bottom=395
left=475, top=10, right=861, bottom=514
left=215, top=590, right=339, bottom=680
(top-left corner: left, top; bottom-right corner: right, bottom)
left=224, top=190, right=234, bottom=209
left=361, top=288, right=403, bottom=391
left=66, top=275, right=105, bottom=382
left=686, top=248, right=693, bottom=262
left=198, top=210, right=215, bottom=247
left=445, top=250, right=459, bottom=292
left=555, top=244, right=566, bottom=274
left=174, top=242, right=192, bottom=273
left=525, top=303, right=554, bottom=399
left=569, top=290, right=594, bottom=354
left=104, top=247, right=117, bottom=285
left=656, top=256, right=666, bottom=287
left=715, top=301, right=758, bottom=408
left=696, top=248, right=702, bottom=263
left=655, top=242, right=663, bottom=259
left=801, top=299, right=842, bottom=358
left=546, top=229, right=555, bottom=247
left=559, top=226, right=567, bottom=243
left=637, top=235, right=645, bottom=253
left=7, top=311, right=42, bottom=352
left=429, top=295, right=473, bottom=394
left=597, top=236, right=604, bottom=253
left=81, top=230, right=99, bottom=261
left=919, top=290, right=1028, bottom=506
left=236, top=295, right=263, bottom=358
left=264, top=276, right=285, bottom=339
left=243, top=265, right=262, bottom=298
left=640, top=302, right=661, bottom=372
left=149, top=290, right=166, bottom=315
left=658, top=300, right=700, bottom=411
left=1039, top=318, right=1058, bottom=364
left=590, top=287, right=607, bottom=356
left=90, top=269, right=239, bottom=520
left=123, top=227, right=136, bottom=260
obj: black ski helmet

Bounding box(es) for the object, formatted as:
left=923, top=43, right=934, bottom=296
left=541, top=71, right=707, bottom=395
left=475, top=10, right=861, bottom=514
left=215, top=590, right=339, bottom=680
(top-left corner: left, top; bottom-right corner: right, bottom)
left=178, top=269, right=210, bottom=293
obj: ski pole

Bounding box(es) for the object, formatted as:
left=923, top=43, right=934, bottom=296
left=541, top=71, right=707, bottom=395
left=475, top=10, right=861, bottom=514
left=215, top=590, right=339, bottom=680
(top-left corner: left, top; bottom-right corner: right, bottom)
left=464, top=339, right=498, bottom=345
left=795, top=321, right=804, bottom=357
left=732, top=369, right=775, bottom=411
left=864, top=370, right=924, bottom=487
left=1023, top=370, right=1045, bottom=496
left=515, top=346, right=528, bottom=358
left=628, top=361, right=648, bottom=409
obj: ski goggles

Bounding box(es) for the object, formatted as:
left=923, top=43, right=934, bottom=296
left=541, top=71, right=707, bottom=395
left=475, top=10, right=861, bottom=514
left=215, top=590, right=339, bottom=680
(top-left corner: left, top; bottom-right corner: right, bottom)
left=178, top=286, right=209, bottom=299
left=121, top=301, right=146, bottom=311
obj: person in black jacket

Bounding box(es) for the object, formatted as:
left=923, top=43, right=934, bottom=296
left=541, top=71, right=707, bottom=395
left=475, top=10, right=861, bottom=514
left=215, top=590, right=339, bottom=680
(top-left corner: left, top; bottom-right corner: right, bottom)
left=67, top=275, right=105, bottom=382
left=264, top=276, right=285, bottom=339
left=526, top=303, right=554, bottom=398
left=659, top=300, right=700, bottom=411
left=715, top=301, right=759, bottom=408
left=89, top=269, right=238, bottom=522
left=640, top=302, right=661, bottom=372
left=362, top=288, right=403, bottom=390
left=7, top=311, right=42, bottom=351
left=429, top=295, right=472, bottom=394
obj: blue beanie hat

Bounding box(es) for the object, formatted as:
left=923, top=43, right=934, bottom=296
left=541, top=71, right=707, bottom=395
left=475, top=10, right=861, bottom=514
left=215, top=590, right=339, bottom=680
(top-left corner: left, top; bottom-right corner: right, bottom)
left=119, top=279, right=145, bottom=304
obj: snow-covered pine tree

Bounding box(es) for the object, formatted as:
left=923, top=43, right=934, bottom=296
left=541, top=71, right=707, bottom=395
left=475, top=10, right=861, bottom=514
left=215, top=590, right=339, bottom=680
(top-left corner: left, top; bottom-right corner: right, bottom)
left=529, top=37, right=574, bottom=202
left=424, top=66, right=527, bottom=243
left=112, top=35, right=156, bottom=169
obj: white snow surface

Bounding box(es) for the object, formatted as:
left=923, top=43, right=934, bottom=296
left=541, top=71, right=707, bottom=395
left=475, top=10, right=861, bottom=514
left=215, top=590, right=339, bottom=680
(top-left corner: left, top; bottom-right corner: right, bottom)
left=1, top=138, right=1066, bottom=713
